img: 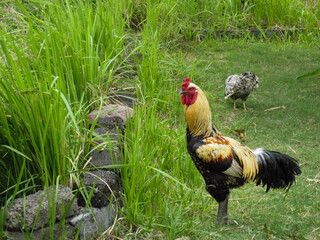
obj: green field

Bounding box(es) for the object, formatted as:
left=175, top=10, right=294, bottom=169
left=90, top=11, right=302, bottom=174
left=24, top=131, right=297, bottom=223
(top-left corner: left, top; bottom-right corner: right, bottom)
left=118, top=41, right=320, bottom=239
left=0, top=0, right=319, bottom=239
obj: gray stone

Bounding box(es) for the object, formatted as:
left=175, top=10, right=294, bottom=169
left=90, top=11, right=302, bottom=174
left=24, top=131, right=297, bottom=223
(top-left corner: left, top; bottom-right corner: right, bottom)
left=89, top=147, right=122, bottom=170
left=95, top=116, right=125, bottom=133
left=77, top=171, right=120, bottom=208
left=5, top=185, right=78, bottom=231
left=89, top=127, right=123, bottom=172
left=69, top=204, right=117, bottom=240
left=87, top=104, right=133, bottom=128
left=93, top=127, right=121, bottom=143
left=109, top=92, right=137, bottom=108
left=5, top=221, right=76, bottom=240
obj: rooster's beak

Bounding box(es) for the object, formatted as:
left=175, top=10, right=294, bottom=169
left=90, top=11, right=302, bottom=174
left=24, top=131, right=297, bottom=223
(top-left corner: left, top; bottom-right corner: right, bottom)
left=180, top=90, right=186, bottom=95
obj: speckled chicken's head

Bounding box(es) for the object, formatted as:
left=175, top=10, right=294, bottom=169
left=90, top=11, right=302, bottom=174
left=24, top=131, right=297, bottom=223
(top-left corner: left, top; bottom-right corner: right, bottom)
left=180, top=78, right=199, bottom=105
left=241, top=72, right=259, bottom=90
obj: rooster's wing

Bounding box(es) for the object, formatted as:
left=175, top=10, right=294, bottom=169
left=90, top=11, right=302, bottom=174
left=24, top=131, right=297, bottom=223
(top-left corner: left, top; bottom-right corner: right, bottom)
left=194, top=136, right=259, bottom=181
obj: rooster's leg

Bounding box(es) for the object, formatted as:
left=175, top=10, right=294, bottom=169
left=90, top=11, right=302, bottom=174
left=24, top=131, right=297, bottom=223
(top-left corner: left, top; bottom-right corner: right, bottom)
left=206, top=187, right=230, bottom=224
left=217, top=194, right=229, bottom=224
left=233, top=101, right=236, bottom=110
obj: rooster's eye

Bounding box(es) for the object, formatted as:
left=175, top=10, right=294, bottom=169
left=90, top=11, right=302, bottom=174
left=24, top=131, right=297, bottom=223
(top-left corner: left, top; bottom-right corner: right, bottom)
left=189, top=87, right=195, bottom=91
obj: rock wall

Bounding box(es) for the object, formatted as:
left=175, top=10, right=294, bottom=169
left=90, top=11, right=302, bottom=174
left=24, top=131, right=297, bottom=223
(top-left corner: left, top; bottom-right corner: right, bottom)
left=4, top=97, right=134, bottom=240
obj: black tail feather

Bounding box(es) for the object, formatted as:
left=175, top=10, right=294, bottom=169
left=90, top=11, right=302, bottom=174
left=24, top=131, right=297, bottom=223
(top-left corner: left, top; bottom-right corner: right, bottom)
left=254, top=148, right=301, bottom=192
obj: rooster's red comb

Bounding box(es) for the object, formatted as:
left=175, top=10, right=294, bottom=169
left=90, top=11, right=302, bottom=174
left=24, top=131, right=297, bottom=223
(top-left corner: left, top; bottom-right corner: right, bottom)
left=182, top=78, right=191, bottom=90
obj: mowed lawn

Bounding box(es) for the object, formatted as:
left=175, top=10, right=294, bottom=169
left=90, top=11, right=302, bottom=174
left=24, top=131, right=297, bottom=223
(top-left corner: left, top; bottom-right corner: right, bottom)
left=150, top=41, right=320, bottom=240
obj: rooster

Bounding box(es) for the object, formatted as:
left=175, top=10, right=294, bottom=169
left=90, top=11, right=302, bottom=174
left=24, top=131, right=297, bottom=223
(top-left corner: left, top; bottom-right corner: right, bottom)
left=224, top=72, right=259, bottom=111
left=180, top=78, right=301, bottom=224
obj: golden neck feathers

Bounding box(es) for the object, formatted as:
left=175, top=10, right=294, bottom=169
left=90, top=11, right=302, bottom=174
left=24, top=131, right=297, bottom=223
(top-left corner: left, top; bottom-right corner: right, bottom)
left=183, top=86, right=216, bottom=138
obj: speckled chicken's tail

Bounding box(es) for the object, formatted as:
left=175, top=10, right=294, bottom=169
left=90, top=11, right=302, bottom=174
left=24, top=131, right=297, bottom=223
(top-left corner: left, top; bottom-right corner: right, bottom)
left=224, top=93, right=233, bottom=99
left=253, top=148, right=302, bottom=192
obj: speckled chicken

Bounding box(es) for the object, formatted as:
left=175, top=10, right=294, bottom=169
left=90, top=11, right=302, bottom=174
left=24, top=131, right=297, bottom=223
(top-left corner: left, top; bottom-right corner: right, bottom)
left=224, top=72, right=259, bottom=111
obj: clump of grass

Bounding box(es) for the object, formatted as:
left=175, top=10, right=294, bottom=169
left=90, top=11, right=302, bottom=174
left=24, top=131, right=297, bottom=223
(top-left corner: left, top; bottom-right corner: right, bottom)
left=0, top=0, right=127, bottom=198
left=120, top=104, right=209, bottom=238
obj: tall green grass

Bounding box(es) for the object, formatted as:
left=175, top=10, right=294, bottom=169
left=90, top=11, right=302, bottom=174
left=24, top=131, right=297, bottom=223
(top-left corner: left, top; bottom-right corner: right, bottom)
left=0, top=0, right=127, bottom=198
left=120, top=105, right=207, bottom=238
left=125, top=0, right=319, bottom=42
